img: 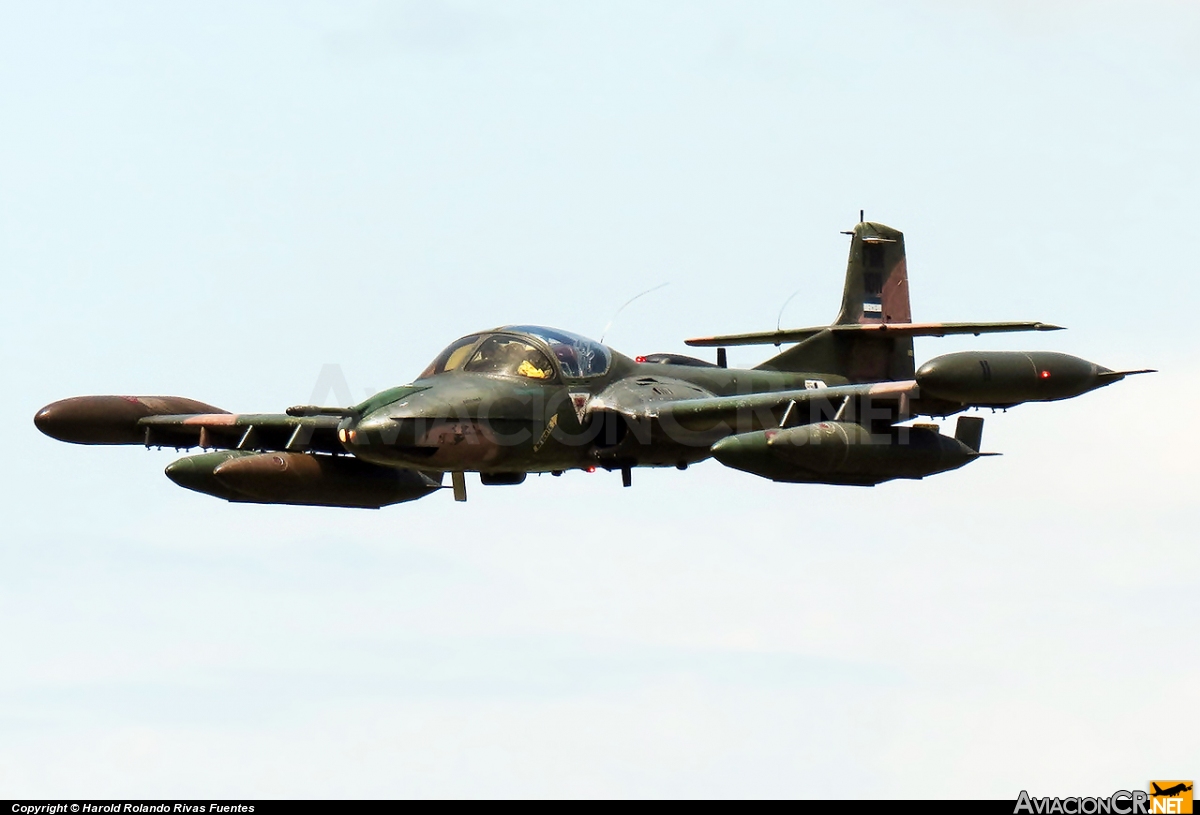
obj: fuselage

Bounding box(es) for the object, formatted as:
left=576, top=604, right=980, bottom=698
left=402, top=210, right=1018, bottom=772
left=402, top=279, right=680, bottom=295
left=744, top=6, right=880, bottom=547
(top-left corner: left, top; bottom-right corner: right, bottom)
left=338, top=326, right=845, bottom=474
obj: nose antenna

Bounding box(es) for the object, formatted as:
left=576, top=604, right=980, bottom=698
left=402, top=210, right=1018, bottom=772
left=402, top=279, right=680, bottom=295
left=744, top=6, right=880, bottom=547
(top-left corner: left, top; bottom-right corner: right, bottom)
left=600, top=281, right=670, bottom=344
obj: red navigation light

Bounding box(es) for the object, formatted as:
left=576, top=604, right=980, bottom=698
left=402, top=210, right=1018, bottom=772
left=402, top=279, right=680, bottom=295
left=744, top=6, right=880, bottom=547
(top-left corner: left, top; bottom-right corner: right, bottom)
left=586, top=466, right=596, bottom=473
left=1040, top=370, right=1052, bottom=379
left=635, top=356, right=647, bottom=363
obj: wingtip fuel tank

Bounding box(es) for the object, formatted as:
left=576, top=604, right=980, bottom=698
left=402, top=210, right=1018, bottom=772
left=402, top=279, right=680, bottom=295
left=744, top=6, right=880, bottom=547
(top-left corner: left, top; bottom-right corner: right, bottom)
left=35, top=395, right=228, bottom=445
left=915, top=351, right=1141, bottom=408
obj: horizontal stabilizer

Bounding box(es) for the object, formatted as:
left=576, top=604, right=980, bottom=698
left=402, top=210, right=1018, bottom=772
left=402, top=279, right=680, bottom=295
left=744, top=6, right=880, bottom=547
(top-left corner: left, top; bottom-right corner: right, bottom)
left=686, top=321, right=1064, bottom=348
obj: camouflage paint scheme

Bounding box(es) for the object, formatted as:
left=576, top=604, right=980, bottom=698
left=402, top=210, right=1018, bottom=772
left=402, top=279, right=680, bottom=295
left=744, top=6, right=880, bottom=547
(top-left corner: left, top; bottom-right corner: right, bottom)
left=34, top=222, right=1150, bottom=507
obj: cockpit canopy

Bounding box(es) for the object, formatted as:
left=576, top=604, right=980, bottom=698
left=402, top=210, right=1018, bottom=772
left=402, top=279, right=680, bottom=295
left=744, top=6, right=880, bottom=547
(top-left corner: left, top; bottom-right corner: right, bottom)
left=418, top=325, right=613, bottom=381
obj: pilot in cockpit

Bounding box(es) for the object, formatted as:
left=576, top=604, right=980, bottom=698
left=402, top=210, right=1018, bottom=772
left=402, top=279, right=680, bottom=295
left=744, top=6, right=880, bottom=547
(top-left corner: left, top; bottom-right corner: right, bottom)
left=467, top=336, right=553, bottom=380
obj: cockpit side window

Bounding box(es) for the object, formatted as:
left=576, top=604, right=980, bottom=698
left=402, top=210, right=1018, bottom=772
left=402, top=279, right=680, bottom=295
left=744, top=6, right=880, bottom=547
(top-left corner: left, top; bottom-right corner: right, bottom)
left=463, top=336, right=556, bottom=380
left=418, top=334, right=481, bottom=379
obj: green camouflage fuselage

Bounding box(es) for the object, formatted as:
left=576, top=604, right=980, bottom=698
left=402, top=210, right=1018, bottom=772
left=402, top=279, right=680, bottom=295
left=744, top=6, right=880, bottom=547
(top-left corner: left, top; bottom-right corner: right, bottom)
left=342, top=351, right=849, bottom=474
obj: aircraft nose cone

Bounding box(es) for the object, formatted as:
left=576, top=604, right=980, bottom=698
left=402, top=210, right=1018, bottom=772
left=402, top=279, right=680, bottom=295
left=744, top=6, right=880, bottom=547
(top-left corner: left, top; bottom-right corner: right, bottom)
left=344, top=415, right=379, bottom=447
left=350, top=413, right=420, bottom=447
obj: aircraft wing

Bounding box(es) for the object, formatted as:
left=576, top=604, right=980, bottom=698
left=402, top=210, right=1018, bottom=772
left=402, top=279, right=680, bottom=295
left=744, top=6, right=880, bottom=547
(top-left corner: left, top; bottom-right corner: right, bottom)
left=33, top=395, right=346, bottom=454
left=139, top=412, right=346, bottom=454
left=594, top=380, right=919, bottom=434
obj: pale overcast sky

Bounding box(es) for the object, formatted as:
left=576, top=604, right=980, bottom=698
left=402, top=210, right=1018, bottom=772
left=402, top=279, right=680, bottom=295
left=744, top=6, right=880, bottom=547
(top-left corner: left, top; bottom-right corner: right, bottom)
left=1, top=0, right=1196, bottom=798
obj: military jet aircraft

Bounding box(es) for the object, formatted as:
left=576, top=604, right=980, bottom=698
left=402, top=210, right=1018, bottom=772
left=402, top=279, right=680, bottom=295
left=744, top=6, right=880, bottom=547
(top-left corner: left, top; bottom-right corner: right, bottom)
left=34, top=221, right=1150, bottom=508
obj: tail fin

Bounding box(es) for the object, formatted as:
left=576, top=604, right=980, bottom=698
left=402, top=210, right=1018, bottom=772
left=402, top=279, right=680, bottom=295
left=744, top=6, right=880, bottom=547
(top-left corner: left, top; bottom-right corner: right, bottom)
left=954, top=416, right=984, bottom=453
left=836, top=221, right=911, bottom=326
left=758, top=221, right=915, bottom=381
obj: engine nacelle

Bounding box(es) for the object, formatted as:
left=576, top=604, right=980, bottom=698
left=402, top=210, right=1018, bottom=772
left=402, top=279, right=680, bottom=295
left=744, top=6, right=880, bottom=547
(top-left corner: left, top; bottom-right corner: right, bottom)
left=710, top=420, right=980, bottom=485
left=165, top=451, right=441, bottom=508
left=916, top=351, right=1116, bottom=407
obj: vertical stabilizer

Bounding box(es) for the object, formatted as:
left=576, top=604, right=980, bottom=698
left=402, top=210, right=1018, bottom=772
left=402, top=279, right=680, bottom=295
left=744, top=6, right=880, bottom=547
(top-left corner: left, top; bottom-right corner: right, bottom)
left=836, top=222, right=911, bottom=326
left=757, top=221, right=916, bottom=382
left=954, top=416, right=984, bottom=453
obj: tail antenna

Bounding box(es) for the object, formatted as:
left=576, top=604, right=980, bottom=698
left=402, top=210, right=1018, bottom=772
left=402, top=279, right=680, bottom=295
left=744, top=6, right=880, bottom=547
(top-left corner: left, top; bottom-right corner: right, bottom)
left=600, top=282, right=669, bottom=344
